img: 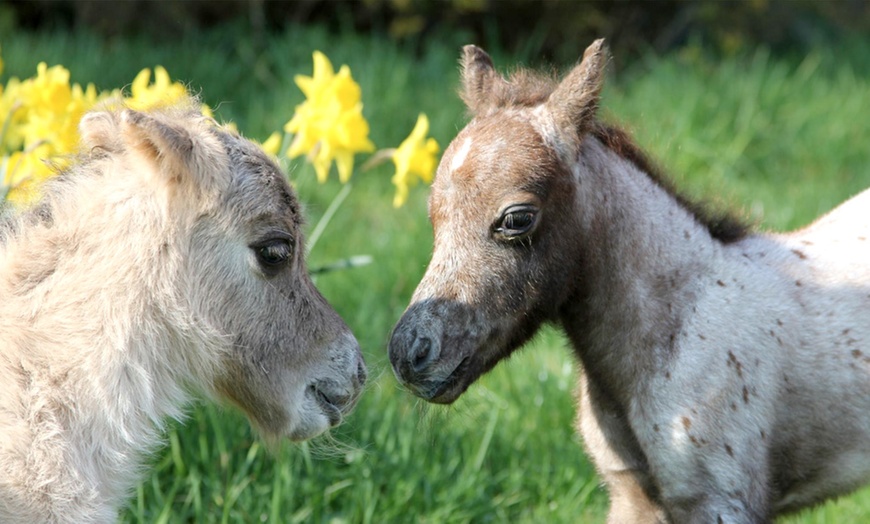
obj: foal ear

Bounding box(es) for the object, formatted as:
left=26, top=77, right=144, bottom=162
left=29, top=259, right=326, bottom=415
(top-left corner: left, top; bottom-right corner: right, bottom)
left=79, top=110, right=122, bottom=153
left=546, top=39, right=608, bottom=137
left=460, top=45, right=509, bottom=115
left=121, top=109, right=193, bottom=164
left=119, top=109, right=195, bottom=184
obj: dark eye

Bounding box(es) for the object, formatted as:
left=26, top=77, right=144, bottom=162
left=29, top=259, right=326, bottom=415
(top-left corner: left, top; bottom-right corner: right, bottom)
left=250, top=236, right=294, bottom=276
left=494, top=205, right=538, bottom=239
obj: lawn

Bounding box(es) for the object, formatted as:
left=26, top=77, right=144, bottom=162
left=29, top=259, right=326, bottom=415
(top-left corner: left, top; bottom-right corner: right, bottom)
left=2, top=23, right=870, bottom=523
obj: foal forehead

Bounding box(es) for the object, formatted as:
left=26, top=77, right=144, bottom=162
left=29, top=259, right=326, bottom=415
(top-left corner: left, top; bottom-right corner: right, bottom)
left=432, top=113, right=553, bottom=208
left=219, top=132, right=300, bottom=227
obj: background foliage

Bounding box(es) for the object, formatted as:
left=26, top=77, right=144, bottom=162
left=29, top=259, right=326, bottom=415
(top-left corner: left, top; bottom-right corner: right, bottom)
left=5, top=0, right=870, bottom=65
left=2, top=2, right=870, bottom=522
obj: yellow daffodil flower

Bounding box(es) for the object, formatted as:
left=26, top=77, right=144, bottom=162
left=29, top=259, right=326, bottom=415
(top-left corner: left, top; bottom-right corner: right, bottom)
left=284, top=51, right=374, bottom=183
left=391, top=113, right=439, bottom=207
left=8, top=63, right=100, bottom=152
left=258, top=131, right=283, bottom=157
left=0, top=63, right=101, bottom=205
left=126, top=66, right=188, bottom=111
left=2, top=144, right=55, bottom=206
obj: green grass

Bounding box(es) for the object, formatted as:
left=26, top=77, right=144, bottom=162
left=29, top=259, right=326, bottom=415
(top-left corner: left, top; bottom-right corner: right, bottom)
left=3, top=24, right=870, bottom=523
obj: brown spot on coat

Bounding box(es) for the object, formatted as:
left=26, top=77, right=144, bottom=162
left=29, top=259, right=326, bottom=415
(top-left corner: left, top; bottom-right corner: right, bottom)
left=725, top=444, right=734, bottom=457
left=791, top=249, right=807, bottom=260
left=727, top=351, right=743, bottom=378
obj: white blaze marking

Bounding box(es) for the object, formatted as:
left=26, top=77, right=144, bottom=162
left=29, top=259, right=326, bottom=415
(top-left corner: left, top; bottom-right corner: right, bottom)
left=450, top=137, right=473, bottom=173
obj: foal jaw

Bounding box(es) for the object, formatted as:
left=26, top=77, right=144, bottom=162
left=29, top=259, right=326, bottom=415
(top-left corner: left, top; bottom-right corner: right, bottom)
left=284, top=337, right=367, bottom=441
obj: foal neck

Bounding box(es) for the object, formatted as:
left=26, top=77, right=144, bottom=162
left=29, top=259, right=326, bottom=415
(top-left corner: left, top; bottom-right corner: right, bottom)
left=0, top=175, right=213, bottom=517
left=559, top=135, right=724, bottom=398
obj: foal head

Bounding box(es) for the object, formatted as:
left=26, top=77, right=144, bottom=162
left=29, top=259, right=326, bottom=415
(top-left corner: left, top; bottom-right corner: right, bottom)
left=73, top=102, right=367, bottom=441
left=388, top=41, right=607, bottom=403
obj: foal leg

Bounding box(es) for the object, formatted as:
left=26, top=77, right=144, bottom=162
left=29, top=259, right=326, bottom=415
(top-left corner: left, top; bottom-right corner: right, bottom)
left=605, top=470, right=667, bottom=524
left=576, top=373, right=667, bottom=524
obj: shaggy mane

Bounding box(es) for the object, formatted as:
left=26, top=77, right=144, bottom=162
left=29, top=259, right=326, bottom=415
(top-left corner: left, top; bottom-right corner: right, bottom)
left=465, top=67, right=558, bottom=110
left=590, top=123, right=750, bottom=243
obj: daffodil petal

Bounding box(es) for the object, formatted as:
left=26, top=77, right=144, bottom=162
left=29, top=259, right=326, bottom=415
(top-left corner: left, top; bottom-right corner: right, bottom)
left=259, top=131, right=282, bottom=156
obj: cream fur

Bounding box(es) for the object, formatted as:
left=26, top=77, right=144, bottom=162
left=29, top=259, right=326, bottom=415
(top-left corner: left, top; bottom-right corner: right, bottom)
left=0, top=101, right=365, bottom=522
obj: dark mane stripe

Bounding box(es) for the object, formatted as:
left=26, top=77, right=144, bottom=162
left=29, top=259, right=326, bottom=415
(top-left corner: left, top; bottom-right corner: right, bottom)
left=591, top=124, right=750, bottom=244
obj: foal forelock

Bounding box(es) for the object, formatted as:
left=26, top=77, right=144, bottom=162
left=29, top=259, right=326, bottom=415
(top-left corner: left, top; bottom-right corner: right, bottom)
left=210, top=129, right=302, bottom=232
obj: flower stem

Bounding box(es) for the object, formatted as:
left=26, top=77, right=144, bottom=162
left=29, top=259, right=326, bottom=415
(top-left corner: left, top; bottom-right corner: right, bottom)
left=306, top=182, right=352, bottom=256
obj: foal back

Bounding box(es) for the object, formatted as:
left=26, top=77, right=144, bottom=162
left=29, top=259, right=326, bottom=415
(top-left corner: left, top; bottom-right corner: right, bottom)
left=758, top=188, right=870, bottom=511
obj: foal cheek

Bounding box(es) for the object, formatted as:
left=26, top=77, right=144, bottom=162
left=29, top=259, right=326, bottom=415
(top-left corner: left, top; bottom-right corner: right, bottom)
left=413, top=237, right=494, bottom=305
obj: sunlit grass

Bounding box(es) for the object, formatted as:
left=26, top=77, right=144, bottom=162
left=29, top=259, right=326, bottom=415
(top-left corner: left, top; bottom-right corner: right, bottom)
left=3, top=23, right=869, bottom=523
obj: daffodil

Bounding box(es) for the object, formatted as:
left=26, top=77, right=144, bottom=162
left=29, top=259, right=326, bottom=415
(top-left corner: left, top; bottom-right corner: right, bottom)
left=2, top=144, right=55, bottom=206
left=4, top=64, right=99, bottom=164
left=126, top=66, right=188, bottom=111
left=258, top=131, right=282, bottom=157
left=284, top=51, right=374, bottom=183
left=0, top=61, right=107, bottom=206
left=390, top=113, right=439, bottom=207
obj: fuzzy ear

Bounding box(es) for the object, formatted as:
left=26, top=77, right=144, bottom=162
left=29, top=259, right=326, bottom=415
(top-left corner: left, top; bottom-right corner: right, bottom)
left=119, top=108, right=195, bottom=183
left=460, top=45, right=510, bottom=116
left=79, top=110, right=122, bottom=153
left=546, top=39, right=608, bottom=138
left=121, top=109, right=193, bottom=163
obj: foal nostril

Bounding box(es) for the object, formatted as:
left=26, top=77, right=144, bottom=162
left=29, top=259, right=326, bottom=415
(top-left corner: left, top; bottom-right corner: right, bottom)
left=410, top=336, right=436, bottom=372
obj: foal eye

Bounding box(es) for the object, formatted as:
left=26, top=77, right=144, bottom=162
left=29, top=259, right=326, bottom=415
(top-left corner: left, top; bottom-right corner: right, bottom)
left=494, top=205, right=538, bottom=239
left=250, top=236, right=293, bottom=275
left=504, top=212, right=534, bottom=231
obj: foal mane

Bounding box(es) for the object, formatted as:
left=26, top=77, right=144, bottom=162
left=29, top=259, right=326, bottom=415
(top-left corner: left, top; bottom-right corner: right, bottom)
left=479, top=67, right=749, bottom=244
left=591, top=124, right=749, bottom=244
left=462, top=67, right=556, bottom=110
